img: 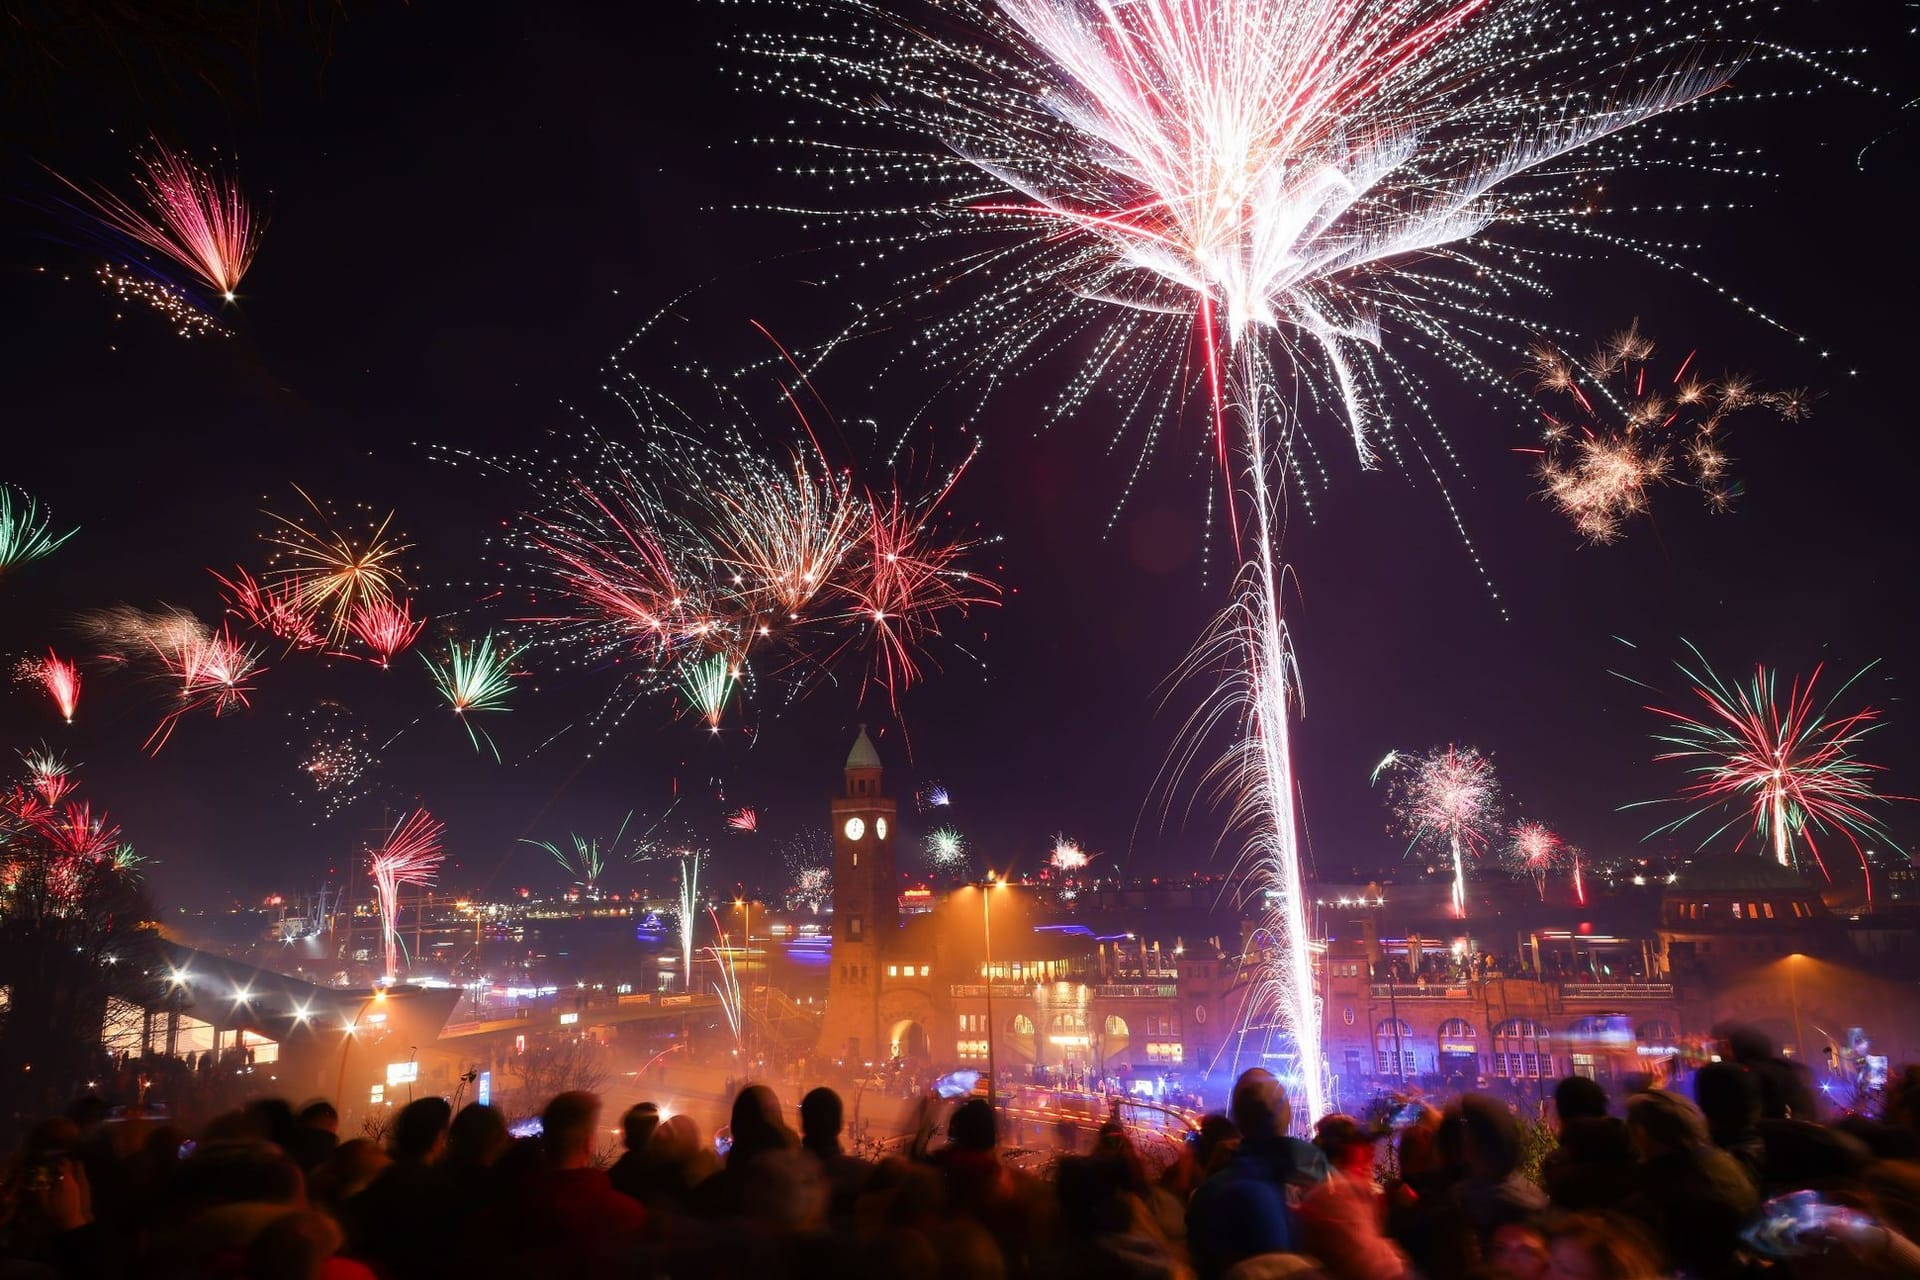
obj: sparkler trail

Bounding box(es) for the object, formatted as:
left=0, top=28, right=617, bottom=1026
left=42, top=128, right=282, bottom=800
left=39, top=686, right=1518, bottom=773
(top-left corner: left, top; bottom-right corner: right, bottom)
left=1631, top=642, right=1907, bottom=900
left=421, top=632, right=525, bottom=761
left=53, top=141, right=261, bottom=301
left=20, top=652, right=81, bottom=723
left=368, top=809, right=445, bottom=982
left=1529, top=323, right=1810, bottom=543
left=0, top=486, right=77, bottom=578
left=745, top=0, right=1842, bottom=1121
left=1377, top=745, right=1502, bottom=919
left=1502, top=819, right=1564, bottom=900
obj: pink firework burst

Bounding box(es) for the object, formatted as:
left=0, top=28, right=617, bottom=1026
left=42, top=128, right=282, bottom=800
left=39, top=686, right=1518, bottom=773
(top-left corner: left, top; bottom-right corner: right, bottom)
left=19, top=747, right=75, bottom=807
left=212, top=565, right=324, bottom=650
left=1377, top=746, right=1503, bottom=918
left=1502, top=820, right=1565, bottom=899
left=21, top=651, right=81, bottom=723
left=368, top=809, right=446, bottom=981
left=56, top=141, right=261, bottom=301
left=726, top=807, right=759, bottom=833
left=145, top=623, right=265, bottom=754
left=347, top=597, right=425, bottom=667
left=41, top=800, right=120, bottom=861
left=1049, top=836, right=1090, bottom=873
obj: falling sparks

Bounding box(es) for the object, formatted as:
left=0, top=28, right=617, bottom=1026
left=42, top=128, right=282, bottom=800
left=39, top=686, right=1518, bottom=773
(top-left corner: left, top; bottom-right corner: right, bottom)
left=784, top=827, right=835, bottom=912
left=1531, top=324, right=1810, bottom=543
left=1633, top=642, right=1907, bottom=897
left=421, top=632, right=524, bottom=761
left=368, top=809, right=445, bottom=982
left=1377, top=746, right=1503, bottom=918
left=94, top=263, right=228, bottom=338
left=145, top=622, right=265, bottom=755
left=212, top=565, right=324, bottom=651
left=290, top=701, right=376, bottom=822
left=0, top=485, right=77, bottom=578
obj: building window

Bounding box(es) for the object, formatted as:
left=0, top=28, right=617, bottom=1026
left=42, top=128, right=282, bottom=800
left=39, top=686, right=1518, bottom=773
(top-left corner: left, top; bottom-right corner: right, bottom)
left=1012, top=1014, right=1035, bottom=1037
left=1763, top=902, right=1775, bottom=919
left=1492, top=1018, right=1550, bottom=1079
left=1732, top=903, right=1744, bottom=919
left=1104, top=1014, right=1129, bottom=1038
left=887, top=965, right=898, bottom=977
left=849, top=915, right=863, bottom=940
left=920, top=965, right=931, bottom=977
left=1375, top=1018, right=1415, bottom=1076
left=957, top=1039, right=989, bottom=1061
left=1146, top=1042, right=1184, bottom=1064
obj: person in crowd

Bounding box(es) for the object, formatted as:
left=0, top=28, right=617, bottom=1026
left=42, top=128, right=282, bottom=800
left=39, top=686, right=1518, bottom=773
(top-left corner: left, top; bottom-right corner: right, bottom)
left=1487, top=1222, right=1550, bottom=1280
left=1186, top=1069, right=1329, bottom=1280
left=608, top=1100, right=660, bottom=1202
left=1714, top=1021, right=1818, bottom=1120
left=1544, top=1213, right=1665, bottom=1280
left=1619, top=1089, right=1757, bottom=1280
left=343, top=1096, right=457, bottom=1279
left=1451, top=1093, right=1548, bottom=1246
left=498, top=1090, right=647, bottom=1278
left=1540, top=1076, right=1635, bottom=1212
left=1297, top=1114, right=1409, bottom=1280
left=289, top=1100, right=341, bottom=1172
left=798, top=1086, right=870, bottom=1227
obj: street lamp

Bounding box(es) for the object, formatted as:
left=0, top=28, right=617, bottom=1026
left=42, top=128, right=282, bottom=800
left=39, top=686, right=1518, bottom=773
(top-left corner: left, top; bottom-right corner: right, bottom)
left=332, top=987, right=389, bottom=1110
left=980, top=873, right=1007, bottom=1108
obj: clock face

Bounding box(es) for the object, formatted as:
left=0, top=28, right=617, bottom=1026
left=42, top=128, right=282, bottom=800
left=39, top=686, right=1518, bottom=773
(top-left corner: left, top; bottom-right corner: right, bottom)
left=875, top=817, right=889, bottom=841
left=843, top=816, right=866, bottom=842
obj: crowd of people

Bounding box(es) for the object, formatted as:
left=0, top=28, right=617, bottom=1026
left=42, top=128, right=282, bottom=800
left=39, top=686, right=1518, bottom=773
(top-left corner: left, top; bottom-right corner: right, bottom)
left=4, top=1026, right=1919, bottom=1278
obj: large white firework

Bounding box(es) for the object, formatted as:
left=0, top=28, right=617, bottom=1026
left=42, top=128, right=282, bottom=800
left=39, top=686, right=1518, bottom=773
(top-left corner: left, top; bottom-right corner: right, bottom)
left=744, top=0, right=1826, bottom=1121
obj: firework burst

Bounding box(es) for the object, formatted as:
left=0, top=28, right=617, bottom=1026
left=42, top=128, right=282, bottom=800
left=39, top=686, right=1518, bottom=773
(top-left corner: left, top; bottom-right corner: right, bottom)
left=522, top=812, right=634, bottom=896
left=1633, top=643, right=1907, bottom=896
left=916, top=782, right=952, bottom=812
left=677, top=652, right=741, bottom=732
left=368, top=809, right=445, bottom=981
left=924, top=825, right=968, bottom=875
left=18, top=652, right=81, bottom=723
left=1502, top=819, right=1565, bottom=900
left=726, top=807, right=759, bottom=833
left=263, top=487, right=411, bottom=646
left=1377, top=746, right=1503, bottom=918
left=346, top=598, right=425, bottom=667
left=0, top=486, right=77, bottom=578
left=421, top=632, right=524, bottom=761
left=1530, top=323, right=1810, bottom=543
left=211, top=565, right=323, bottom=651
left=145, top=622, right=265, bottom=755
left=782, top=826, right=835, bottom=912
left=1048, top=836, right=1089, bottom=873
left=18, top=746, right=74, bottom=807
left=53, top=140, right=261, bottom=301
left=290, top=701, right=376, bottom=822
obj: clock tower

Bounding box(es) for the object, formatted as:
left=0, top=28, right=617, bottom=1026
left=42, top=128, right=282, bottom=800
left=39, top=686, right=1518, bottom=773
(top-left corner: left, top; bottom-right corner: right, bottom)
left=818, top=724, right=898, bottom=1065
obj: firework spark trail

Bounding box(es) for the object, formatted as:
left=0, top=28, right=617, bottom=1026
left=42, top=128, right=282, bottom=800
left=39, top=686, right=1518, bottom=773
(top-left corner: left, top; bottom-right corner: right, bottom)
left=1377, top=744, right=1503, bottom=919
left=677, top=855, right=701, bottom=994
left=1530, top=322, right=1810, bottom=543
left=677, top=652, right=740, bottom=731
left=727, top=807, right=760, bottom=833
left=523, top=832, right=608, bottom=895
left=21, top=652, right=81, bottom=723
left=19, top=747, right=74, bottom=807
left=1631, top=642, right=1907, bottom=901
left=212, top=565, right=324, bottom=650
left=0, top=486, right=77, bottom=577
left=1502, top=819, right=1564, bottom=899
left=421, top=632, right=524, bottom=761
left=264, top=487, right=411, bottom=646
left=347, top=598, right=425, bottom=667
left=145, top=623, right=265, bottom=754
left=94, top=263, right=228, bottom=338
left=746, top=0, right=1834, bottom=1119
left=368, top=809, right=445, bottom=982
left=53, top=141, right=261, bottom=301
left=705, top=905, right=748, bottom=1056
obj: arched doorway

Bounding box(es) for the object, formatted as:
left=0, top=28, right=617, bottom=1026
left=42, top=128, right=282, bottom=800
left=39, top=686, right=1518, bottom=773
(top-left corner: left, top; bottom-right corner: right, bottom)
left=1101, top=1014, right=1130, bottom=1072
left=887, top=1018, right=929, bottom=1062
left=1050, top=1010, right=1091, bottom=1082
left=1009, top=1013, right=1036, bottom=1066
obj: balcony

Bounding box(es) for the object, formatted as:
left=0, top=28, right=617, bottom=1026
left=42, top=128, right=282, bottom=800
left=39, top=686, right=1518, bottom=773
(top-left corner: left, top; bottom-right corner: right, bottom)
left=1369, top=984, right=1470, bottom=999
left=1560, top=983, right=1673, bottom=1000
left=1095, top=983, right=1179, bottom=999
left=947, top=984, right=1032, bottom=999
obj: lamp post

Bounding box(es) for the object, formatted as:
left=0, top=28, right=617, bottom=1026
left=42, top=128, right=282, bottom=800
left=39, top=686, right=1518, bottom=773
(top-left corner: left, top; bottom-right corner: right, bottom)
left=332, top=988, right=388, bottom=1111
left=981, top=873, right=1004, bottom=1107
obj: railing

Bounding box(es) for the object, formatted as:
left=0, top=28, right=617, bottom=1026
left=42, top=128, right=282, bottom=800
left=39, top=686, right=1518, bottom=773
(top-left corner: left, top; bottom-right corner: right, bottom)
left=1095, top=983, right=1180, bottom=999
left=1560, top=983, right=1673, bottom=999
left=948, top=984, right=1032, bottom=999
left=1369, top=983, right=1470, bottom=999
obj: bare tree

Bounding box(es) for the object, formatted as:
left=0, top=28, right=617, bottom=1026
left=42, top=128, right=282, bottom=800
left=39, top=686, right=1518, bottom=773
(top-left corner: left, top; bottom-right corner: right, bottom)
left=501, top=1035, right=610, bottom=1123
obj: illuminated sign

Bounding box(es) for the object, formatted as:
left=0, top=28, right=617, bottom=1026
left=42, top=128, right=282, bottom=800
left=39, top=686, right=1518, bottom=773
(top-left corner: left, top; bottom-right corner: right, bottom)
left=369, top=1083, right=385, bottom=1104
left=559, top=1012, right=579, bottom=1026
left=387, top=1061, right=419, bottom=1086
left=477, top=1071, right=491, bottom=1106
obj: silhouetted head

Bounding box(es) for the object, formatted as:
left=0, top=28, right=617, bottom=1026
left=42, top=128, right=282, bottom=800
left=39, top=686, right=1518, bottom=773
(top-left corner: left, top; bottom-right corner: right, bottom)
left=541, top=1091, right=602, bottom=1169
left=1555, top=1076, right=1610, bottom=1127
left=622, top=1102, right=660, bottom=1152
left=800, top=1087, right=844, bottom=1147
left=448, top=1103, right=509, bottom=1168
left=390, top=1097, right=452, bottom=1164
left=948, top=1098, right=997, bottom=1152
left=1229, top=1068, right=1290, bottom=1142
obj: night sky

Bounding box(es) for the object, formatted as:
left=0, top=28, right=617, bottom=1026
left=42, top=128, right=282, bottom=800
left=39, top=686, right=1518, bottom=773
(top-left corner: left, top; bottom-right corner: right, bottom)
left=2, top=2, right=1916, bottom=911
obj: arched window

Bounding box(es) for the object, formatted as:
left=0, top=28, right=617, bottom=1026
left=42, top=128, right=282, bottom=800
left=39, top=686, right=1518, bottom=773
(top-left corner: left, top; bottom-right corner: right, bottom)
left=1492, top=1017, right=1550, bottom=1079
left=1437, top=1017, right=1478, bottom=1077
left=1050, top=1010, right=1089, bottom=1047
left=1103, top=1014, right=1129, bottom=1038
left=1011, top=1013, right=1034, bottom=1037
left=1375, top=1017, right=1415, bottom=1076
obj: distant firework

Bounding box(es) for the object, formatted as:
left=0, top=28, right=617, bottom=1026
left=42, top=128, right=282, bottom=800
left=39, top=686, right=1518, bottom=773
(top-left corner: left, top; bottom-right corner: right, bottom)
left=726, top=807, right=759, bottom=833
left=53, top=140, right=261, bottom=302
left=17, top=652, right=81, bottom=723
left=1377, top=747, right=1503, bottom=919
left=924, top=825, right=967, bottom=874
left=94, top=263, right=227, bottom=338
left=421, top=632, right=524, bottom=761
left=915, top=783, right=952, bottom=813
left=1502, top=820, right=1565, bottom=900
left=263, top=486, right=411, bottom=646
left=290, top=702, right=376, bottom=822
left=19, top=745, right=74, bottom=807
left=436, top=360, right=998, bottom=748
left=77, top=603, right=209, bottom=663
left=1634, top=642, right=1907, bottom=895
left=368, top=809, right=445, bottom=981
left=1049, top=836, right=1089, bottom=873
left=0, top=485, right=77, bottom=578
left=783, top=826, right=834, bottom=912
left=1530, top=323, right=1810, bottom=544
